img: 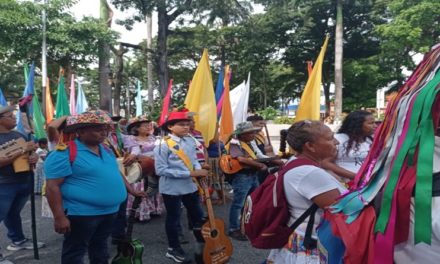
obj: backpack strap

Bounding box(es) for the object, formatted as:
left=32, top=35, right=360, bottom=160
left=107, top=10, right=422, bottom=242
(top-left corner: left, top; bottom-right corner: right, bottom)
left=280, top=158, right=320, bottom=249
left=68, top=140, right=77, bottom=164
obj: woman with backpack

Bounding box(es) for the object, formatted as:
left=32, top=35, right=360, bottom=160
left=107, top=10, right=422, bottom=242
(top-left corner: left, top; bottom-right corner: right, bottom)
left=266, top=120, right=346, bottom=264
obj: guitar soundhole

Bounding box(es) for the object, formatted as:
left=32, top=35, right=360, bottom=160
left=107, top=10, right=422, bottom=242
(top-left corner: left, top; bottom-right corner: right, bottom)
left=210, top=229, right=218, bottom=238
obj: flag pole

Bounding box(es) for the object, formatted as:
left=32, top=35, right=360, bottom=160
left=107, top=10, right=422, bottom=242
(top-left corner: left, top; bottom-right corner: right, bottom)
left=18, top=99, right=40, bottom=260
left=41, top=0, right=47, bottom=117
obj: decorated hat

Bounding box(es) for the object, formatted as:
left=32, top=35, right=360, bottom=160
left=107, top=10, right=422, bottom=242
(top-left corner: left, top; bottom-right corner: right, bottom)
left=64, top=110, right=112, bottom=133
left=0, top=105, right=15, bottom=116
left=127, top=116, right=152, bottom=133
left=233, top=121, right=262, bottom=135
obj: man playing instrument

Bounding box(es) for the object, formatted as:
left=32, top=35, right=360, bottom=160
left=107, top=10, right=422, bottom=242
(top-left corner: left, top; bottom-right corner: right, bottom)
left=226, top=121, right=269, bottom=241
left=0, top=105, right=45, bottom=264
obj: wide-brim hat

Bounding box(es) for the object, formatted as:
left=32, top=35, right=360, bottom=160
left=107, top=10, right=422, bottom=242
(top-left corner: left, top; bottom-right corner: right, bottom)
left=127, top=116, right=152, bottom=132
left=64, top=110, right=112, bottom=133
left=162, top=109, right=195, bottom=127
left=233, top=121, right=262, bottom=135
left=0, top=105, right=16, bottom=116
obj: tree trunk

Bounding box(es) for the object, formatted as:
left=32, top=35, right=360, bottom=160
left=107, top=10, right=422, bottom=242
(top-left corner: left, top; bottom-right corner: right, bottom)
left=157, top=3, right=169, bottom=97
left=98, top=0, right=112, bottom=113
left=334, top=0, right=343, bottom=122
left=323, top=81, right=331, bottom=117
left=112, top=44, right=126, bottom=116
left=146, top=13, right=154, bottom=107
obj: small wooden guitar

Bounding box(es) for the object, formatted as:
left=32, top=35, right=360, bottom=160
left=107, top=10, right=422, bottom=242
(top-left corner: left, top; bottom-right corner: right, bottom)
left=112, top=187, right=144, bottom=264
left=0, top=138, right=28, bottom=158
left=219, top=155, right=280, bottom=174
left=198, top=178, right=233, bottom=264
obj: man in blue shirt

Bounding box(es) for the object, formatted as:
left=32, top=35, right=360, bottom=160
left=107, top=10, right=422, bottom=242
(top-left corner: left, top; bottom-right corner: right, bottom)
left=44, top=111, right=127, bottom=264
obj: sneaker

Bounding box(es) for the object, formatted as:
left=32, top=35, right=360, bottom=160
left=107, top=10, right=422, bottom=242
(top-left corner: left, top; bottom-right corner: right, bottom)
left=6, top=239, right=45, bottom=251
left=228, top=230, right=247, bottom=241
left=0, top=254, right=14, bottom=264
left=165, top=247, right=191, bottom=263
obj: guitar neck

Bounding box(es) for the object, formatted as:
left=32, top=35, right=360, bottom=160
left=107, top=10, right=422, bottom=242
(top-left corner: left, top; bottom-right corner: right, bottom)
left=199, top=179, right=217, bottom=230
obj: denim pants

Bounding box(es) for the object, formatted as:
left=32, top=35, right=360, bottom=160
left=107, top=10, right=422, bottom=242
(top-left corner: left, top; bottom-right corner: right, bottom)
left=0, top=182, right=31, bottom=243
left=111, top=199, right=127, bottom=239
left=228, top=172, right=259, bottom=231
left=62, top=213, right=116, bottom=264
left=162, top=191, right=204, bottom=249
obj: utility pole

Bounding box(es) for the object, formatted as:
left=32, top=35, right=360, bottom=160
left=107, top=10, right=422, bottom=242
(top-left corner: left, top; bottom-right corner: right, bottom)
left=146, top=13, right=154, bottom=108
left=334, top=0, right=343, bottom=123
left=41, top=0, right=47, bottom=116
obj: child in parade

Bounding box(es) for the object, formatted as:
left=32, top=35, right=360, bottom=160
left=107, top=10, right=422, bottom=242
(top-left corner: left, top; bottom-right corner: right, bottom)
left=34, top=138, right=48, bottom=194
left=154, top=109, right=208, bottom=263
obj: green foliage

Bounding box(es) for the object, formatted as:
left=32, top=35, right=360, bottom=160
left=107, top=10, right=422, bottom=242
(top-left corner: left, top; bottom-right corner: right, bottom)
left=0, top=0, right=117, bottom=103
left=257, top=106, right=278, bottom=120
left=274, top=116, right=294, bottom=124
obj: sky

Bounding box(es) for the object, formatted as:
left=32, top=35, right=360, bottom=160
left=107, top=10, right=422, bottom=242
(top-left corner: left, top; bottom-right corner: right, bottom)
left=70, top=0, right=157, bottom=45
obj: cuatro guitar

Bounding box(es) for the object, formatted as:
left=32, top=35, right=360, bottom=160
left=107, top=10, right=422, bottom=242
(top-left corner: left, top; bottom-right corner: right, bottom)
left=197, top=178, right=233, bottom=264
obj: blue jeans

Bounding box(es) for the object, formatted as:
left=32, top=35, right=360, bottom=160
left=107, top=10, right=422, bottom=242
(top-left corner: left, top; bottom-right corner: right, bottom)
left=162, top=192, right=204, bottom=249
left=62, top=213, right=116, bottom=264
left=0, top=183, right=31, bottom=243
left=228, top=172, right=259, bottom=231
left=111, top=199, right=127, bottom=239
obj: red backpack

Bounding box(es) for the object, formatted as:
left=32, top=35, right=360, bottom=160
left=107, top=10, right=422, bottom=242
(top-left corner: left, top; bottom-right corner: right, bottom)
left=242, top=158, right=319, bottom=249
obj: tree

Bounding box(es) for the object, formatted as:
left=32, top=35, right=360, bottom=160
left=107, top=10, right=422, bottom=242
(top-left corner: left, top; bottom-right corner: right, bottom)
left=98, top=0, right=113, bottom=112
left=111, top=0, right=193, bottom=96
left=0, top=0, right=116, bottom=103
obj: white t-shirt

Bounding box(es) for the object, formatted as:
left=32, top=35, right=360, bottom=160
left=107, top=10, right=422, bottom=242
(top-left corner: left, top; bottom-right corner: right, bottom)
left=334, top=133, right=372, bottom=174
left=284, top=157, right=346, bottom=238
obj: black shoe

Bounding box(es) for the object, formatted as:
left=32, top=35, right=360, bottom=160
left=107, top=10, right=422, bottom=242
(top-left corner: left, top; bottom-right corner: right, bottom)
left=228, top=230, right=248, bottom=241
left=166, top=247, right=191, bottom=263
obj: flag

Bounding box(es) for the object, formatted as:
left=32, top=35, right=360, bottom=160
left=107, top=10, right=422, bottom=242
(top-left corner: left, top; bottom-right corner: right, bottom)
left=215, top=67, right=225, bottom=117
left=55, top=69, right=70, bottom=118
left=16, top=63, right=35, bottom=136
left=158, top=79, right=173, bottom=126
left=69, top=74, right=76, bottom=115
left=219, top=65, right=233, bottom=143
left=32, top=93, right=47, bottom=139
left=295, top=36, right=329, bottom=121
left=76, top=81, right=89, bottom=114
left=230, top=72, right=250, bottom=128
left=184, top=49, right=217, bottom=146
left=0, top=88, right=7, bottom=106
left=45, top=77, right=55, bottom=124
left=135, top=80, right=142, bottom=116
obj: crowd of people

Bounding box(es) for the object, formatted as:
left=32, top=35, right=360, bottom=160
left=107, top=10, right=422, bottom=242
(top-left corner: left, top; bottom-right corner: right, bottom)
left=0, top=101, right=438, bottom=264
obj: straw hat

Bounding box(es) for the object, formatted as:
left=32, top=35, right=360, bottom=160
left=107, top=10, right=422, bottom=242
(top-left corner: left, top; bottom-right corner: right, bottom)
left=127, top=116, right=152, bottom=133
left=64, top=110, right=112, bottom=133
left=233, top=121, right=262, bottom=135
